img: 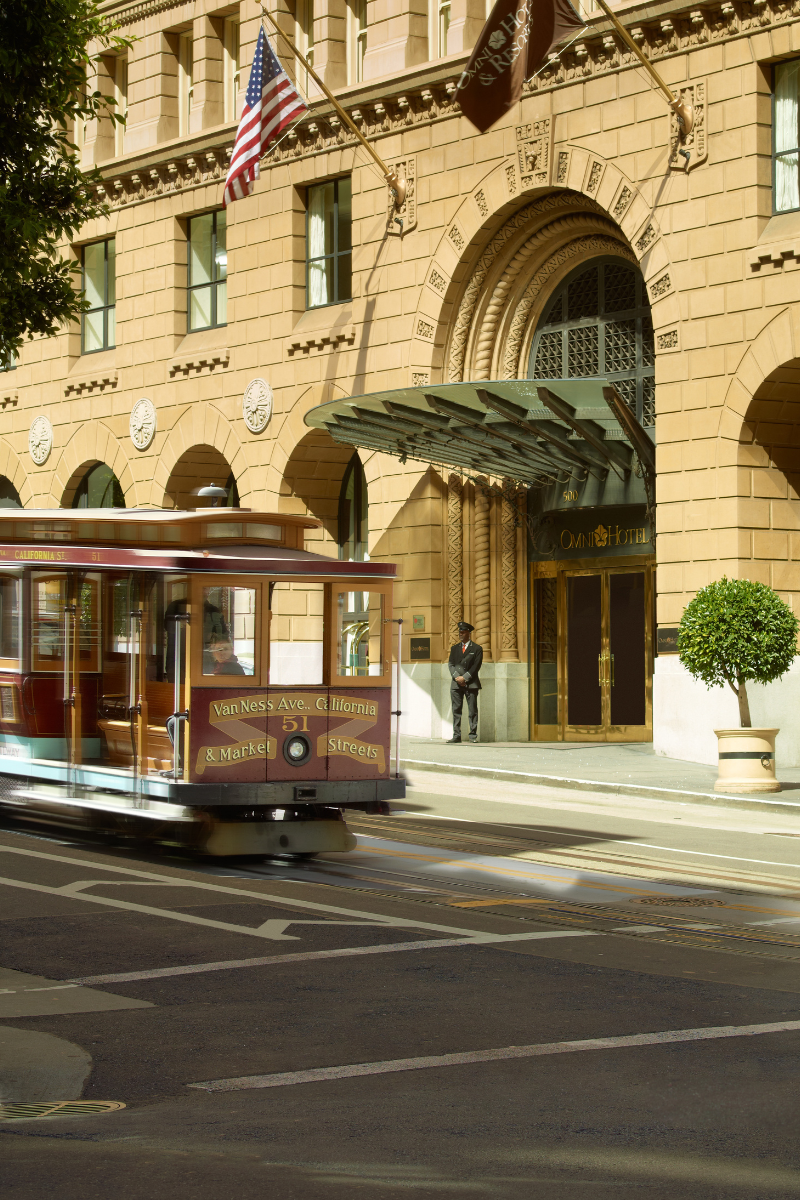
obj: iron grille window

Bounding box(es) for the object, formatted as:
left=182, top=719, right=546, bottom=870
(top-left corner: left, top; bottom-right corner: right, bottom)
left=529, top=257, right=656, bottom=427
left=188, top=211, right=227, bottom=331
left=307, top=177, right=352, bottom=309
left=82, top=239, right=116, bottom=354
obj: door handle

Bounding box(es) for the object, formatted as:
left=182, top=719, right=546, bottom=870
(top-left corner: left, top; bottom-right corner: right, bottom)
left=610, top=654, right=615, bottom=686
left=598, top=653, right=603, bottom=686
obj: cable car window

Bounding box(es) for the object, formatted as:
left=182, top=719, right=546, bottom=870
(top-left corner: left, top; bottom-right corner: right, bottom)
left=0, top=576, right=20, bottom=667
left=335, top=590, right=385, bottom=677
left=202, top=586, right=256, bottom=676
left=32, top=574, right=100, bottom=672
left=269, top=582, right=324, bottom=685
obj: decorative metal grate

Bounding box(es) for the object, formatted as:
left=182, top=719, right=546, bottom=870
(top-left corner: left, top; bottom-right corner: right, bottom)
left=604, top=262, right=636, bottom=313
left=533, top=330, right=563, bottom=378
left=567, top=266, right=599, bottom=319
left=567, top=325, right=599, bottom=376
left=529, top=255, right=657, bottom=427
left=638, top=896, right=727, bottom=907
left=0, top=1101, right=126, bottom=1120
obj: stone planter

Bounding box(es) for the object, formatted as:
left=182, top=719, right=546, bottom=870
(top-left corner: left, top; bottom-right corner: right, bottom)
left=714, top=728, right=780, bottom=793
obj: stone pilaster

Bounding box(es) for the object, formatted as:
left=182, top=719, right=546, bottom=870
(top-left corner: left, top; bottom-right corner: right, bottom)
left=447, top=473, right=463, bottom=647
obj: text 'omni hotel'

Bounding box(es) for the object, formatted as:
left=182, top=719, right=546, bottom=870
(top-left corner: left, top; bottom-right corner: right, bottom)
left=6, top=0, right=800, bottom=765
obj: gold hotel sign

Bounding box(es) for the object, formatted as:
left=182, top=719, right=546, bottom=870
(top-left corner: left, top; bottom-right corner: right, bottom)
left=530, top=506, right=651, bottom=560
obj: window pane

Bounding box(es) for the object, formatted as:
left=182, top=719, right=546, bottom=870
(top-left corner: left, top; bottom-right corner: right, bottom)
left=337, top=177, right=352, bottom=251
left=336, top=590, right=384, bottom=676
left=33, top=576, right=66, bottom=668
left=83, top=309, right=104, bottom=353
left=308, top=182, right=335, bottom=257
left=269, top=582, right=324, bottom=684
left=84, top=242, right=106, bottom=309
left=190, top=285, right=213, bottom=331
left=775, top=60, right=800, bottom=153
left=189, top=214, right=213, bottom=287
left=106, top=239, right=116, bottom=305
left=308, top=258, right=332, bottom=307
left=776, top=152, right=800, bottom=214
left=107, top=305, right=116, bottom=349
left=337, top=252, right=352, bottom=303
left=202, top=586, right=256, bottom=676
left=214, top=212, right=227, bottom=280
left=216, top=279, right=227, bottom=325
left=0, top=577, right=20, bottom=661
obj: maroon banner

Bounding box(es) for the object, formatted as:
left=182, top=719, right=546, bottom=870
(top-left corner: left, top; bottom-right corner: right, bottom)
left=456, top=0, right=584, bottom=133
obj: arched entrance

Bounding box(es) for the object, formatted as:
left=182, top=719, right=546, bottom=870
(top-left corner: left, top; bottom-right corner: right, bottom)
left=163, top=446, right=239, bottom=510
left=0, top=477, right=22, bottom=509
left=70, top=463, right=125, bottom=509
left=527, top=252, right=656, bottom=744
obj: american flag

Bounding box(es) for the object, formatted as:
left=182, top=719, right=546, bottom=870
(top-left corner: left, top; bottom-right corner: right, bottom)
left=223, top=26, right=308, bottom=207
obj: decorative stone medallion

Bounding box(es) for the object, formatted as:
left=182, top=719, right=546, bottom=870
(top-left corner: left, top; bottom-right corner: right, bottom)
left=28, top=416, right=53, bottom=466
left=129, top=398, right=157, bottom=450
left=242, top=378, right=273, bottom=434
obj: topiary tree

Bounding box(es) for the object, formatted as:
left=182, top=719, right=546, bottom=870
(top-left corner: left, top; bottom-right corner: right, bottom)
left=678, top=577, right=799, bottom=728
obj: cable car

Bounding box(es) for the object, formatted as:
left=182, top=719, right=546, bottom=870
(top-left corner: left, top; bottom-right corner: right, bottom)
left=0, top=508, right=403, bottom=855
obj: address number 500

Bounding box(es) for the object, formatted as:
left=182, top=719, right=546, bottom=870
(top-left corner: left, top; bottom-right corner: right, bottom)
left=562, top=489, right=578, bottom=502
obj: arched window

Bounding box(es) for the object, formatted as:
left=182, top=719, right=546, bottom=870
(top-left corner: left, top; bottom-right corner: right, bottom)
left=0, top=477, right=21, bottom=509
left=71, top=463, right=125, bottom=509
left=225, top=472, right=240, bottom=508
left=528, top=256, right=656, bottom=427
left=338, top=453, right=367, bottom=561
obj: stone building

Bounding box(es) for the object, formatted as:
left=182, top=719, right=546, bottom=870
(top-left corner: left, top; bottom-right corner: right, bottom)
left=6, top=0, right=800, bottom=762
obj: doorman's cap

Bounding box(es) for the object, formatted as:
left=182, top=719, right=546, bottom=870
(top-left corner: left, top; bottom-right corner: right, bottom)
left=457, top=621, right=474, bottom=632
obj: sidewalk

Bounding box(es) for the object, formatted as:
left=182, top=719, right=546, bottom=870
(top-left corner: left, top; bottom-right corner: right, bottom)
left=397, top=736, right=800, bottom=814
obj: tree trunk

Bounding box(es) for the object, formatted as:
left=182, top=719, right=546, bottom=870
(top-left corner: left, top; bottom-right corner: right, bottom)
left=737, top=678, right=752, bottom=728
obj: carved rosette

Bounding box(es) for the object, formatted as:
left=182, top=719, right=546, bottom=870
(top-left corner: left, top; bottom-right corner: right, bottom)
left=28, top=416, right=53, bottom=466
left=473, top=477, right=491, bottom=659
left=447, top=473, right=463, bottom=648
left=500, top=482, right=519, bottom=662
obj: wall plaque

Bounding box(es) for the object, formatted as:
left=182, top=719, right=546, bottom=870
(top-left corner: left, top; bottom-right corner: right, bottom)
left=656, top=627, right=680, bottom=655
left=410, top=637, right=431, bottom=660
left=130, top=398, right=156, bottom=450
left=28, top=416, right=53, bottom=466
left=243, top=378, right=273, bottom=434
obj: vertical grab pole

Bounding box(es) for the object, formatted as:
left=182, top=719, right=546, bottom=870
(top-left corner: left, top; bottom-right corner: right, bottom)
left=385, top=615, right=403, bottom=780
left=63, top=603, right=75, bottom=764
left=129, top=609, right=142, bottom=782
left=396, top=617, right=402, bottom=780
left=171, top=612, right=190, bottom=781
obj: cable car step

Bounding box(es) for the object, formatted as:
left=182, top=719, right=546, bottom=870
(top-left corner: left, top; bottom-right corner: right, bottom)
left=5, top=789, right=196, bottom=823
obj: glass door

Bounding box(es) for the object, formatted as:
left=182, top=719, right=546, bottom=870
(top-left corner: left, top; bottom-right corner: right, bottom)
left=532, top=565, right=652, bottom=741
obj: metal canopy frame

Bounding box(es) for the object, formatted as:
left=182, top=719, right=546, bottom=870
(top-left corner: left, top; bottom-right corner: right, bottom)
left=304, top=379, right=655, bottom=498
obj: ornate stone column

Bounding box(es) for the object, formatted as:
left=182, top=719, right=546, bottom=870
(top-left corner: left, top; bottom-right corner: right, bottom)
left=474, top=476, right=491, bottom=658
left=447, top=473, right=463, bottom=647
left=500, top=480, right=519, bottom=662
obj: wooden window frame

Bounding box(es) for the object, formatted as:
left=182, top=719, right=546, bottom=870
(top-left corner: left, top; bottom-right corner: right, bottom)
left=190, top=574, right=269, bottom=689
left=325, top=580, right=392, bottom=688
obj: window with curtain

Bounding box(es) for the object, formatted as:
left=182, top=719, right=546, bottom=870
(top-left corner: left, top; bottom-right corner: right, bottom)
left=434, top=0, right=450, bottom=56
left=349, top=0, right=367, bottom=83
left=82, top=239, right=116, bottom=354
left=306, top=177, right=352, bottom=308
left=529, top=256, right=656, bottom=427
left=0, top=351, right=16, bottom=372
left=775, top=59, right=800, bottom=213
left=114, top=54, right=128, bottom=157
left=224, top=18, right=241, bottom=122
left=188, top=211, right=227, bottom=330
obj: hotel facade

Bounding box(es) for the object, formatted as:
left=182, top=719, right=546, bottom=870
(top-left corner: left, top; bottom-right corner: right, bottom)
left=6, top=0, right=800, bottom=763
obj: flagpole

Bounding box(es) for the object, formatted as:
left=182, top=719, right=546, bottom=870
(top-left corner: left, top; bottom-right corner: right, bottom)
left=259, top=6, right=406, bottom=207
left=591, top=0, right=694, bottom=135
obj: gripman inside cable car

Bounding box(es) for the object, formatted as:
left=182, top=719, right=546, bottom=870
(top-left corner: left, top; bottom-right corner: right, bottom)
left=0, top=505, right=403, bottom=856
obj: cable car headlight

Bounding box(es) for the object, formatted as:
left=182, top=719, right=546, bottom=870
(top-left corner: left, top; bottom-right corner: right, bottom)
left=283, top=733, right=311, bottom=766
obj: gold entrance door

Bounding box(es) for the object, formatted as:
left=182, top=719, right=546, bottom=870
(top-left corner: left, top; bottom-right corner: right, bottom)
left=532, top=566, right=652, bottom=742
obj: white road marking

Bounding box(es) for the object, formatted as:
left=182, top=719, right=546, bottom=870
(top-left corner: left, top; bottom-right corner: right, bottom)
left=69, top=930, right=598, bottom=985
left=0, top=844, right=504, bottom=939
left=397, top=813, right=800, bottom=873
left=189, top=1019, right=800, bottom=1092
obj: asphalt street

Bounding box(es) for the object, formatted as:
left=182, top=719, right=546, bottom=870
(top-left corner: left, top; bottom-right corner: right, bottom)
left=2, top=770, right=800, bottom=1199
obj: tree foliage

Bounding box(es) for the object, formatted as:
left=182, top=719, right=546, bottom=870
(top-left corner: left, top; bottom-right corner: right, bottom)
left=678, top=577, right=799, bottom=727
left=0, top=0, right=128, bottom=360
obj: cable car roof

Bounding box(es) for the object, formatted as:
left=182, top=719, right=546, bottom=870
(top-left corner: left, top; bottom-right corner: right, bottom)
left=0, top=510, right=395, bottom=577
left=304, top=378, right=656, bottom=486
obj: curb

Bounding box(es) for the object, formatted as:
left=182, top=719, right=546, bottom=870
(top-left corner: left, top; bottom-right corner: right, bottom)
left=399, top=757, right=800, bottom=815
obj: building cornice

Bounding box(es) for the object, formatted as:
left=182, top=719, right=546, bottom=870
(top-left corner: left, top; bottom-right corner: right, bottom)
left=96, top=0, right=799, bottom=212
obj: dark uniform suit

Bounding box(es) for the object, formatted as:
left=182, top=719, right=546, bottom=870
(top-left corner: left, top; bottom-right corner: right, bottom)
left=448, top=625, right=482, bottom=742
